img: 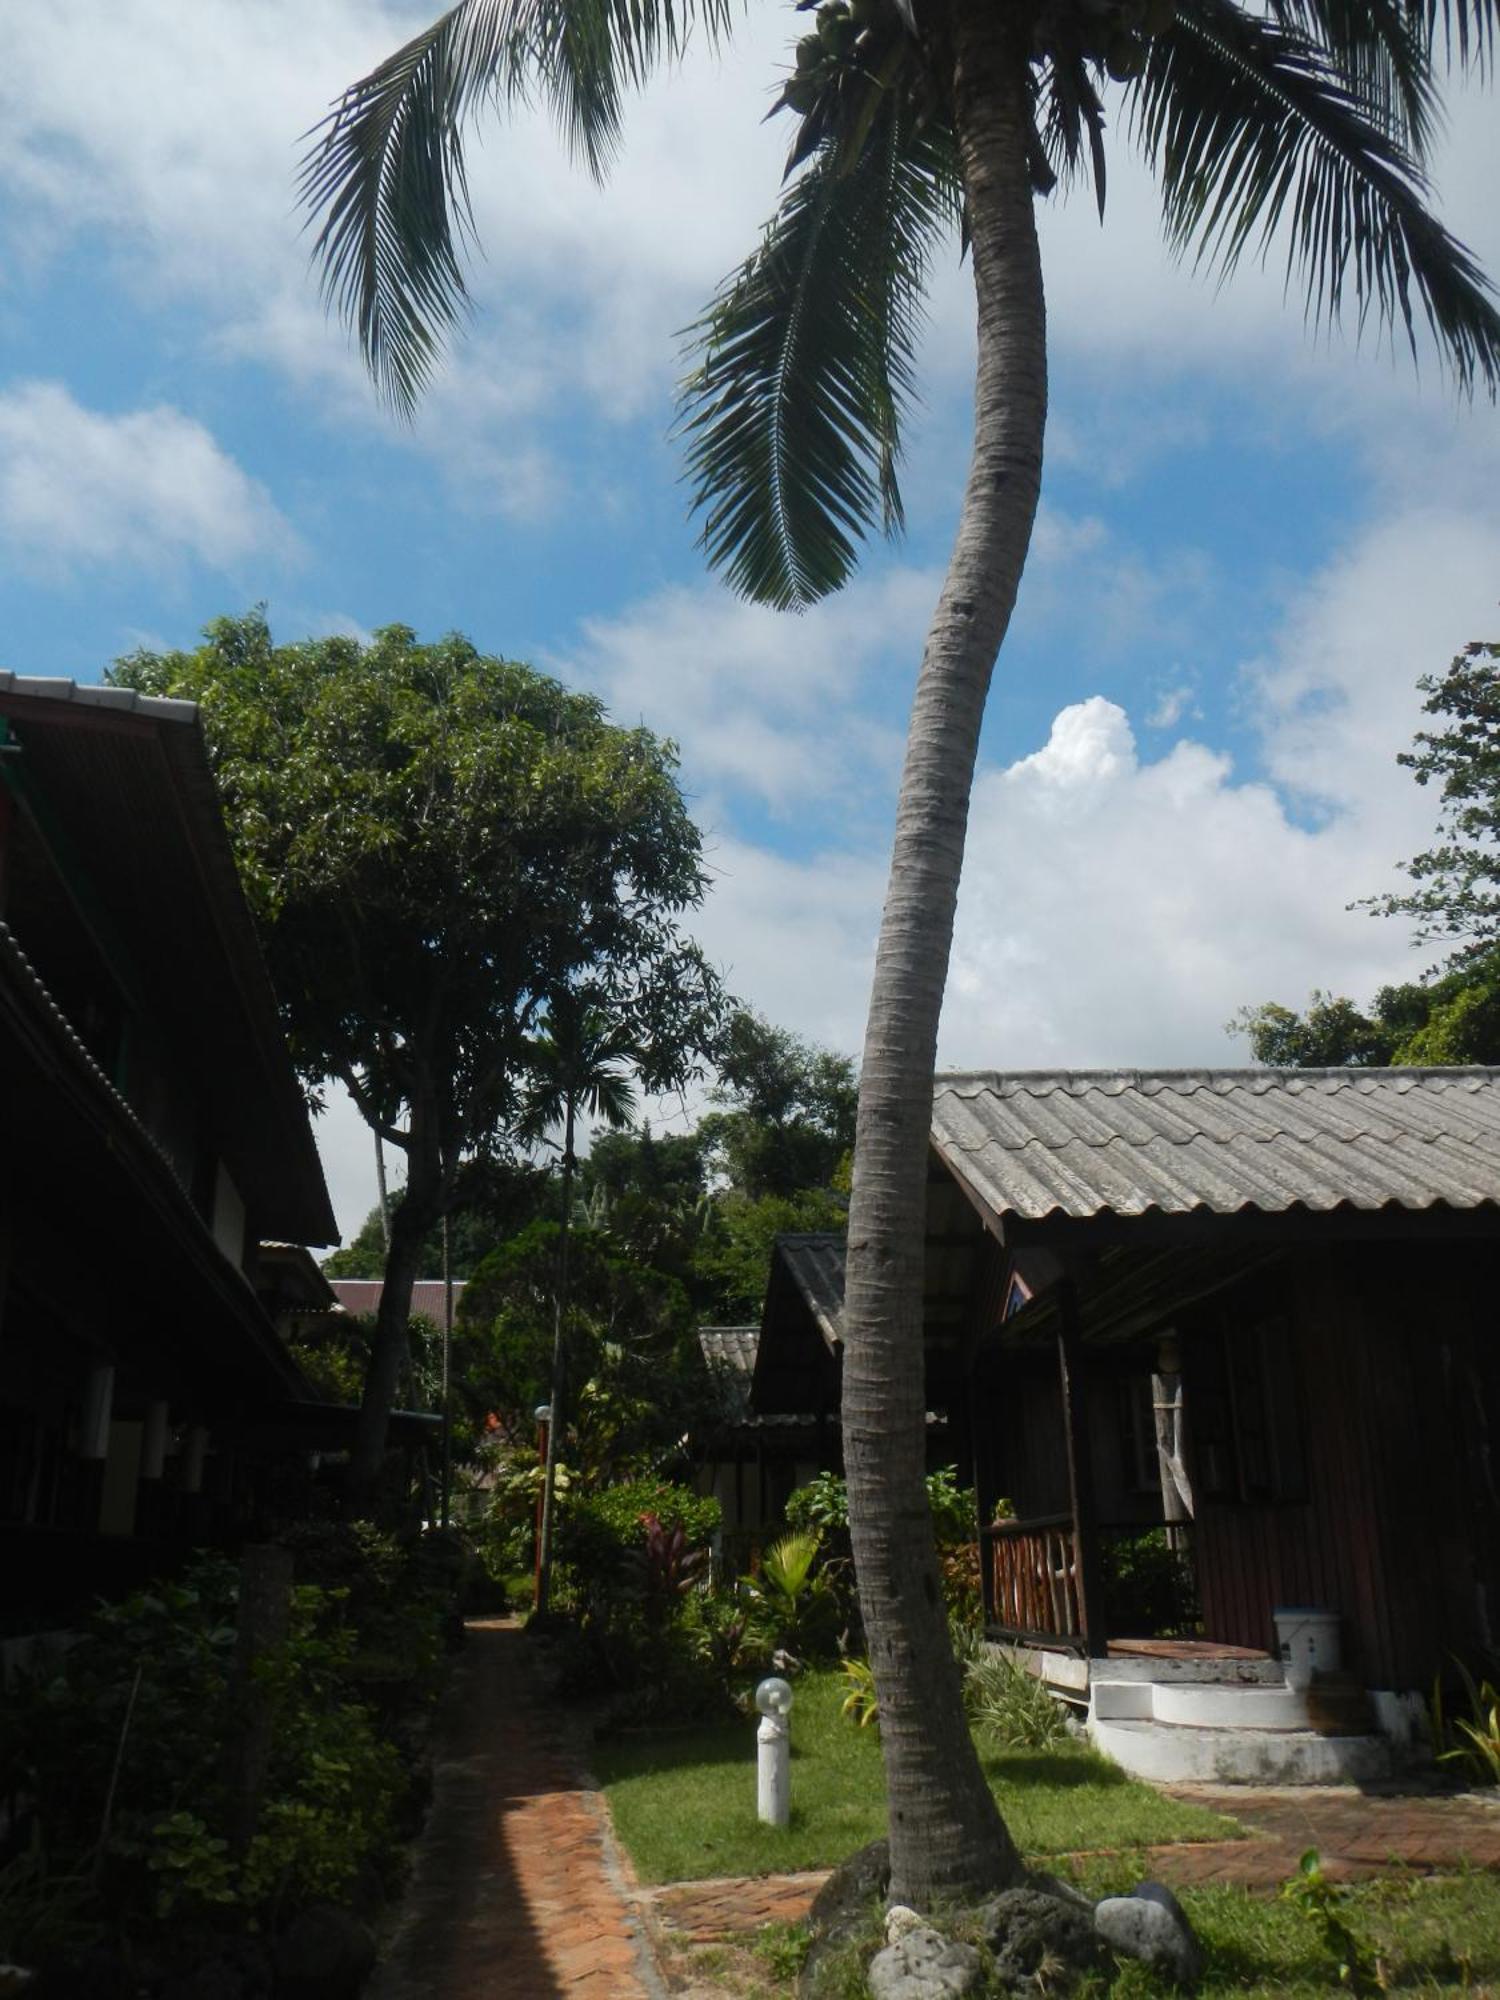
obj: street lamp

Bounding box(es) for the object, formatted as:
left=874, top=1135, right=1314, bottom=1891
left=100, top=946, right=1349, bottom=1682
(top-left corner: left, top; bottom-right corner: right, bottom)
left=532, top=1404, right=551, bottom=1612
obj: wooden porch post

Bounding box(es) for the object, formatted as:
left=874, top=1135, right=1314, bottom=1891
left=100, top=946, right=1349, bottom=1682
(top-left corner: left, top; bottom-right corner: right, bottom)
left=1056, top=1279, right=1107, bottom=1657
left=970, top=1347, right=996, bottom=1626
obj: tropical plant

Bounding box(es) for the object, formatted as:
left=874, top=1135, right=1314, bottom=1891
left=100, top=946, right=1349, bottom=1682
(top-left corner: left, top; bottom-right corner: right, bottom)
left=739, top=1528, right=846, bottom=1661
left=523, top=986, right=646, bottom=1615
left=627, top=1512, right=712, bottom=1623
left=839, top=1653, right=881, bottom=1729
left=961, top=1647, right=1072, bottom=1752
left=1431, top=1658, right=1500, bottom=1785
left=303, top=0, right=1500, bottom=1907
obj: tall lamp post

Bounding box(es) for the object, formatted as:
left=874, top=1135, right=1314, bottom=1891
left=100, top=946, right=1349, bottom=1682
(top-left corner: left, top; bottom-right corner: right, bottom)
left=532, top=1403, right=551, bottom=1613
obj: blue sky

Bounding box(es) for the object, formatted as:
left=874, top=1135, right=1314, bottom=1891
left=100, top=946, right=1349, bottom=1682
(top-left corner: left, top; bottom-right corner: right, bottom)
left=3, top=3, right=1497, bottom=1240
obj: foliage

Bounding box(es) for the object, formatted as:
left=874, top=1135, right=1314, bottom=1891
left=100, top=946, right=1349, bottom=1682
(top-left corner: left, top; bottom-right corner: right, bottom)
left=111, top=615, right=724, bottom=1483
left=1234, top=956, right=1500, bottom=1069
left=1099, top=1527, right=1198, bottom=1639
left=738, top=1530, right=847, bottom=1663
left=962, top=1648, right=1073, bottom=1753
left=838, top=1654, right=880, bottom=1729
left=323, top=1169, right=548, bottom=1280
left=691, top=1185, right=849, bottom=1325
left=697, top=1010, right=857, bottom=1199
left=627, top=1513, right=711, bottom=1624
left=1431, top=1657, right=1500, bottom=1785
left=0, top=1545, right=447, bottom=1953
left=1367, top=640, right=1500, bottom=961
left=1280, top=1847, right=1378, bottom=1991
left=786, top=1466, right=975, bottom=1547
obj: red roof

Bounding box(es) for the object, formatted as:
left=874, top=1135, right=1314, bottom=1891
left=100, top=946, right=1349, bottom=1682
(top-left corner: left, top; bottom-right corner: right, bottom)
left=329, top=1278, right=465, bottom=1323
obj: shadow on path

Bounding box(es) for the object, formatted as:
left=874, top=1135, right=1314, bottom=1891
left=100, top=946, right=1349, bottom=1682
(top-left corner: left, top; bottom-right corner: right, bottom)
left=369, top=1617, right=663, bottom=2000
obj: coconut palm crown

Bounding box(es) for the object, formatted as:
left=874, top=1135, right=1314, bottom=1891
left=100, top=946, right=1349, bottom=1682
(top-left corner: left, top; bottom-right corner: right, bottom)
left=303, top=0, right=1499, bottom=1907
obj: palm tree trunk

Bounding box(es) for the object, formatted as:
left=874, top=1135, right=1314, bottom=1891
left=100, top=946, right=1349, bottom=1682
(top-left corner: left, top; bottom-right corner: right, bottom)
left=536, top=1095, right=577, bottom=1616
left=841, top=4, right=1047, bottom=1909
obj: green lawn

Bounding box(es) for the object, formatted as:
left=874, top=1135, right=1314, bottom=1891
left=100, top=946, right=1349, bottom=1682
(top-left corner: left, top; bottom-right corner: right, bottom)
left=594, top=1669, right=1240, bottom=1885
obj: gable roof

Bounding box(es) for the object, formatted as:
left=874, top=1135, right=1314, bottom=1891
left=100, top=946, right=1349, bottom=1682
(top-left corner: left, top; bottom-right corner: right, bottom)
left=698, top=1325, right=759, bottom=1378
left=0, top=673, right=335, bottom=1244
left=930, top=1068, right=1500, bottom=1224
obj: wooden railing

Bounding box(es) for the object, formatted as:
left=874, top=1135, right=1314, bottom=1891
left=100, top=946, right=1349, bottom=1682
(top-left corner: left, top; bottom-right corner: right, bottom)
left=983, top=1513, right=1086, bottom=1650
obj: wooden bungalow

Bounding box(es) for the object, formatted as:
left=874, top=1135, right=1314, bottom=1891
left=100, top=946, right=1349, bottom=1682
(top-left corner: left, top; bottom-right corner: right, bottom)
left=757, top=1067, right=1500, bottom=1780
left=0, top=674, right=346, bottom=1636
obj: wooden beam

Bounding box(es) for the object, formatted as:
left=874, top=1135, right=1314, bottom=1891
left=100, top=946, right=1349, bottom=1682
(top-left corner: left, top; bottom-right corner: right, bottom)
left=1057, top=1279, right=1108, bottom=1658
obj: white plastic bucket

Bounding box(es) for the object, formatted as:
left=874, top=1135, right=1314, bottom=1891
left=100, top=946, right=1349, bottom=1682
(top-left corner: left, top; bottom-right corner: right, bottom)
left=1274, top=1606, right=1341, bottom=1688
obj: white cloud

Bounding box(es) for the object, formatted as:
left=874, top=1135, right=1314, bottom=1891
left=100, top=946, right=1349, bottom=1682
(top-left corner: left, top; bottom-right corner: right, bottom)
left=0, top=380, right=292, bottom=576
left=658, top=498, right=1500, bottom=1075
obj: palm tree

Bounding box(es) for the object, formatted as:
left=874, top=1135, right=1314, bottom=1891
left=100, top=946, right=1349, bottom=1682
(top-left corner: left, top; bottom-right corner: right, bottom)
left=521, top=988, right=640, bottom=1616
left=302, top=0, right=1500, bottom=1904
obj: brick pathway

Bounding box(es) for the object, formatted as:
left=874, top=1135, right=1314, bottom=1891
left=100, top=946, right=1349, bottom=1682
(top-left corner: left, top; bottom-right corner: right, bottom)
left=368, top=1618, right=664, bottom=2000
left=645, top=1783, right=1500, bottom=1944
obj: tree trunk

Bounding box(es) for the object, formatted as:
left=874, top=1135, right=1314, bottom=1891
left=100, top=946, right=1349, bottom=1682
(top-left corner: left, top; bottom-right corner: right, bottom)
left=350, top=1185, right=429, bottom=1501
left=841, top=4, right=1047, bottom=1910
left=536, top=1096, right=577, bottom=1616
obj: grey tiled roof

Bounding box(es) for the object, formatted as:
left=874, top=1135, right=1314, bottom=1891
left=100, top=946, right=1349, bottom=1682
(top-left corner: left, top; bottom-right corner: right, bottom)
left=930, top=1068, right=1500, bottom=1221
left=698, top=1326, right=759, bottom=1376
left=776, top=1233, right=847, bottom=1349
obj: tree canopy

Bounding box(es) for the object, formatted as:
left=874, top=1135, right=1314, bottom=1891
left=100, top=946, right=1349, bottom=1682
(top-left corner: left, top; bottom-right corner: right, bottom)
left=111, top=614, right=725, bottom=1486
left=1238, top=637, right=1500, bottom=1071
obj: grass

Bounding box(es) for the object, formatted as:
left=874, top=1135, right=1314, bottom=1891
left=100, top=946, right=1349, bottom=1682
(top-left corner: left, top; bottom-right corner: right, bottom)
left=1065, top=1858, right=1500, bottom=1995
left=595, top=1669, right=1239, bottom=1885
left=660, top=1872, right=1500, bottom=1997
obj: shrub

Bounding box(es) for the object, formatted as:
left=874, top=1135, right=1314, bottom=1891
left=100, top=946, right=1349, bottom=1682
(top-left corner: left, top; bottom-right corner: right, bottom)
left=962, top=1646, right=1071, bottom=1751
left=738, top=1530, right=846, bottom=1664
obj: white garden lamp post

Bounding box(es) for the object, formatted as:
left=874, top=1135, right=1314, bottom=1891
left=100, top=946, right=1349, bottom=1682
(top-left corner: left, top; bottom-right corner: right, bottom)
left=755, top=1676, right=793, bottom=1828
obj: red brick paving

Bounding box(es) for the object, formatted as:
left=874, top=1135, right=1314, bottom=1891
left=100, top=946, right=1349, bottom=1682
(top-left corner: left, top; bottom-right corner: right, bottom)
left=368, top=1618, right=664, bottom=2000
left=645, top=1783, right=1500, bottom=1944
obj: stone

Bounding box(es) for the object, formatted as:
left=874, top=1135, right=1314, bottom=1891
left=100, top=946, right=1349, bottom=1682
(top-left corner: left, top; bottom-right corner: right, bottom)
left=975, top=1884, right=1107, bottom=1995
left=799, top=1839, right=890, bottom=1996
left=271, top=1905, right=377, bottom=2000
left=1094, top=1885, right=1204, bottom=1988
left=886, top=1904, right=925, bottom=1942
left=867, top=1925, right=984, bottom=2000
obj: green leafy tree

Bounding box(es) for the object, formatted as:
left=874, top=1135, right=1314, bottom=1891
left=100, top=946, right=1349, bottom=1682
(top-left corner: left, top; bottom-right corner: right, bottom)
left=323, top=1163, right=548, bottom=1278
left=1240, top=641, right=1500, bottom=1071
left=303, top=0, right=1500, bottom=1906
left=1235, top=964, right=1500, bottom=1068
left=111, top=616, right=723, bottom=1497
left=1368, top=639, right=1500, bottom=958
left=697, top=1008, right=857, bottom=1199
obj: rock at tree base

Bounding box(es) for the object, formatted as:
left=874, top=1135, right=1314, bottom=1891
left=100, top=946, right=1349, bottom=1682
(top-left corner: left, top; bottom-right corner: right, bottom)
left=799, top=1840, right=890, bottom=1996
left=868, top=1926, right=984, bottom=1999
left=271, top=1906, right=376, bottom=2000
left=975, top=1884, right=1108, bottom=1994
left=1094, top=1883, right=1203, bottom=1987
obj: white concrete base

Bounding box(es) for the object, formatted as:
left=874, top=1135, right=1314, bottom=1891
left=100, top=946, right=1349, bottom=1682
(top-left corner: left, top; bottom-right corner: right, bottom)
left=1089, top=1714, right=1394, bottom=1786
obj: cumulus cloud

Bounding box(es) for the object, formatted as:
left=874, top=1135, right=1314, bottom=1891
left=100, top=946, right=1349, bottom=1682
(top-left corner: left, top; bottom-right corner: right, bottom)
left=0, top=381, right=292, bottom=577
left=651, top=498, right=1500, bottom=1078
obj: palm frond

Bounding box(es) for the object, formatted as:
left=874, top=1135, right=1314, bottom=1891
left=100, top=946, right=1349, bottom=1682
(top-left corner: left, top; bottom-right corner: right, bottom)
left=678, top=94, right=960, bottom=609
left=1266, top=0, right=1438, bottom=145
left=1133, top=0, right=1500, bottom=392
left=301, top=0, right=734, bottom=414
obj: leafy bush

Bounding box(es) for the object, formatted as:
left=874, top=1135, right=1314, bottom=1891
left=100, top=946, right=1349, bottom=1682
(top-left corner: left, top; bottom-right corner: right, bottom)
left=962, top=1645, right=1071, bottom=1751
left=0, top=1543, right=443, bottom=1958
left=739, top=1530, right=846, bottom=1664
left=1099, top=1526, right=1197, bottom=1638
left=785, top=1465, right=976, bottom=1546
left=1432, top=1657, right=1500, bottom=1785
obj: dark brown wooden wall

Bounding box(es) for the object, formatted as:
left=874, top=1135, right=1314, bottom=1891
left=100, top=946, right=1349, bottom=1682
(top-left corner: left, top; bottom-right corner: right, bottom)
left=1188, top=1244, right=1500, bottom=1689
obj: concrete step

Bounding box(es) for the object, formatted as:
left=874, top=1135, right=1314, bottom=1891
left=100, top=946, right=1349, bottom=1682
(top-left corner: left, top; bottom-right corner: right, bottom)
left=1089, top=1715, right=1394, bottom=1786
left=1091, top=1672, right=1377, bottom=1735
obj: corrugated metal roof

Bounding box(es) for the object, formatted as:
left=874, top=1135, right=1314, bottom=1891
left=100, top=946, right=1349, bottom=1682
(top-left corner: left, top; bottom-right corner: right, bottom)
left=699, top=1326, right=759, bottom=1377
left=930, top=1068, right=1500, bottom=1221
left=776, top=1234, right=847, bottom=1349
